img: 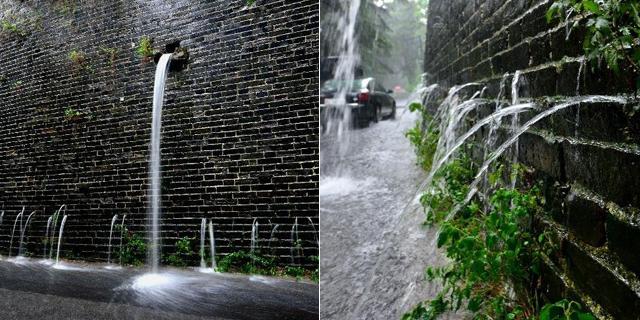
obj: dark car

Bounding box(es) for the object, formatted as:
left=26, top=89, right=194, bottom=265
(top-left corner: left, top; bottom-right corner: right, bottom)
left=320, top=77, right=396, bottom=128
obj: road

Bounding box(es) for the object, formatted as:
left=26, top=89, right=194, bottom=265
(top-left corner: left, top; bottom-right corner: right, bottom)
left=0, top=258, right=318, bottom=320
left=320, top=102, right=452, bottom=319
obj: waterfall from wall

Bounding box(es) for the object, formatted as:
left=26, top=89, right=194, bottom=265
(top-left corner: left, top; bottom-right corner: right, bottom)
left=148, top=53, right=173, bottom=273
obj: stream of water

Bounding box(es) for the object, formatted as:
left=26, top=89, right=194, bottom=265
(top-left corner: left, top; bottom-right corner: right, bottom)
left=148, top=53, right=173, bottom=273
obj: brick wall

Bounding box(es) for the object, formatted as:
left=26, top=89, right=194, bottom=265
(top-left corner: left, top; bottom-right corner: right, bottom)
left=0, top=0, right=319, bottom=267
left=425, top=0, right=640, bottom=318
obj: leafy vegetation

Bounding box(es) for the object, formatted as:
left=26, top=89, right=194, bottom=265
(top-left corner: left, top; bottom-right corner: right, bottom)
left=539, top=300, right=596, bottom=320
left=247, top=0, right=256, bottom=5
left=118, top=226, right=146, bottom=266
left=68, top=50, right=86, bottom=65
left=406, top=102, right=439, bottom=172
left=100, top=46, right=119, bottom=67
left=405, top=103, right=595, bottom=319
left=216, top=250, right=318, bottom=282
left=1, top=19, right=27, bottom=37
left=164, top=236, right=195, bottom=267
left=64, top=107, right=82, bottom=121
left=547, top=0, right=640, bottom=73
left=136, top=36, right=155, bottom=59
left=216, top=250, right=278, bottom=275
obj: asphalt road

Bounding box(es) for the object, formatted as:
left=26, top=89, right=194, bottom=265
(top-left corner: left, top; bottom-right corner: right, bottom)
left=319, top=102, right=455, bottom=320
left=0, top=258, right=318, bottom=320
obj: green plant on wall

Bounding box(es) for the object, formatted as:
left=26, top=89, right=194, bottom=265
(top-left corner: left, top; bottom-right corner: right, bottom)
left=165, top=236, right=195, bottom=267
left=64, top=107, right=82, bottom=121
left=246, top=0, right=257, bottom=5
left=100, top=46, right=119, bottom=68
left=547, top=0, right=640, bottom=74
left=136, top=36, right=155, bottom=60
left=1, top=19, right=27, bottom=37
left=68, top=50, right=86, bottom=65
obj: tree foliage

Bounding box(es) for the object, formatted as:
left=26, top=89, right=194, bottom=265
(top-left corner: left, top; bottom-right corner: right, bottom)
left=547, top=0, right=640, bottom=73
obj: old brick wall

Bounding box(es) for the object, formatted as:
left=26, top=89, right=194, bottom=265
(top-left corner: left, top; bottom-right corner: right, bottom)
left=0, top=0, right=319, bottom=267
left=425, top=0, right=640, bottom=318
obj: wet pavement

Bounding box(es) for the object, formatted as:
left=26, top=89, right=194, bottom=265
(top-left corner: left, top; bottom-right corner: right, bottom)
left=320, top=103, right=452, bottom=319
left=0, top=257, right=318, bottom=320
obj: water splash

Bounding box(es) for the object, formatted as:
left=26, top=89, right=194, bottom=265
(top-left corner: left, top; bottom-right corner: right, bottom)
left=107, top=214, right=119, bottom=264
left=55, top=215, right=68, bottom=264
left=148, top=53, right=173, bottom=272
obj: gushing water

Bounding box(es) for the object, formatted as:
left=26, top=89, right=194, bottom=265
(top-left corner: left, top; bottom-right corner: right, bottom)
left=55, top=215, right=68, bottom=264
left=108, top=214, right=119, bottom=264
left=18, top=211, right=36, bottom=256
left=43, top=216, right=52, bottom=259
left=148, top=53, right=173, bottom=272
left=268, top=224, right=279, bottom=253
left=290, top=218, right=299, bottom=264
left=509, top=71, right=522, bottom=189
left=320, top=0, right=361, bottom=178
left=307, top=217, right=318, bottom=245
left=119, top=214, right=127, bottom=266
left=208, top=220, right=216, bottom=270
left=461, top=95, right=627, bottom=209
left=9, top=207, right=25, bottom=257
left=200, top=218, right=207, bottom=268
left=250, top=219, right=259, bottom=255
left=50, top=205, right=65, bottom=259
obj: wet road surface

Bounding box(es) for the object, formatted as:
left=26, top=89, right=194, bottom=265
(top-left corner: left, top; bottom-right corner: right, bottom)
left=0, top=257, right=318, bottom=320
left=320, top=103, right=453, bottom=319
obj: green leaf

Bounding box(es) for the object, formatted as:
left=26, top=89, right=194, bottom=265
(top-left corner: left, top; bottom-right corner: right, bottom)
left=582, top=0, right=600, bottom=14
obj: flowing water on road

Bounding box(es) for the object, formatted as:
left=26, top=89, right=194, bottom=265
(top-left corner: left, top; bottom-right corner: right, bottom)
left=320, top=102, right=459, bottom=320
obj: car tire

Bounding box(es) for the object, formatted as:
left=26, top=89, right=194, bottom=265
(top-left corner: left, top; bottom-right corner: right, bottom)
left=372, top=105, right=379, bottom=123
left=390, top=102, right=396, bottom=120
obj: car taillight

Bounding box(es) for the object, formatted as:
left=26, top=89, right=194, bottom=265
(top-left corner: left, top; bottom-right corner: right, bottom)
left=357, top=91, right=369, bottom=103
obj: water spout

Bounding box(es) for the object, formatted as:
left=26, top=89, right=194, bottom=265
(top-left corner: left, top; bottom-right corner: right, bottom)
left=107, top=214, right=119, bottom=264
left=55, top=215, right=68, bottom=264
left=148, top=53, right=172, bottom=273
left=9, top=207, right=25, bottom=257
left=18, top=211, right=36, bottom=256
left=268, top=224, right=279, bottom=253
left=290, top=218, right=299, bottom=265
left=119, top=214, right=127, bottom=266
left=44, top=216, right=52, bottom=259
left=208, top=220, right=216, bottom=270
left=250, top=219, right=259, bottom=255
left=49, top=205, right=66, bottom=259
left=200, top=218, right=207, bottom=268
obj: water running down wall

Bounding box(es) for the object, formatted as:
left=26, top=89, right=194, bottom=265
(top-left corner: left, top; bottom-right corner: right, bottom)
left=425, top=0, right=640, bottom=318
